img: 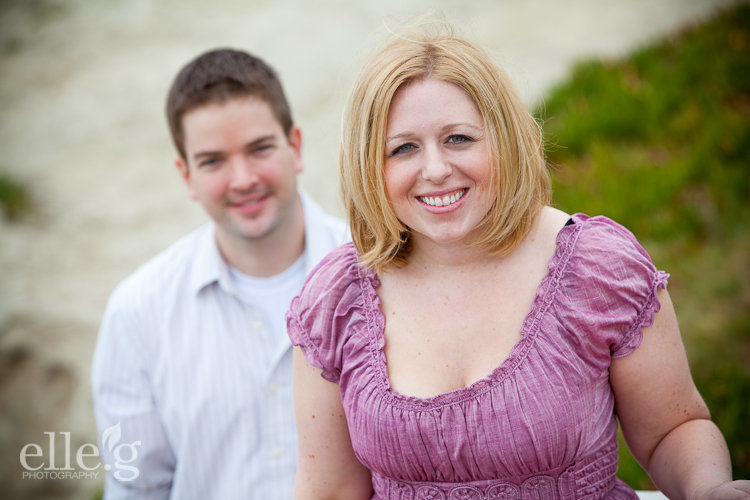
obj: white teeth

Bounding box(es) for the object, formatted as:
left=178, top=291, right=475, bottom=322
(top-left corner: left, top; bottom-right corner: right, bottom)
left=420, top=189, right=465, bottom=207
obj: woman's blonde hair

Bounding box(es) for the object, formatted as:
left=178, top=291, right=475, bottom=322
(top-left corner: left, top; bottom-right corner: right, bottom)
left=340, top=26, right=550, bottom=271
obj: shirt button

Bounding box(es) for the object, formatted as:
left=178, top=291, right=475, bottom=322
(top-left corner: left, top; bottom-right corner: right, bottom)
left=269, top=383, right=279, bottom=394
left=273, top=448, right=284, bottom=458
left=253, top=321, right=263, bottom=331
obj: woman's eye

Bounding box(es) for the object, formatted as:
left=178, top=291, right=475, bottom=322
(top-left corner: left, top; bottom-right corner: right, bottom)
left=390, top=143, right=416, bottom=156
left=447, top=134, right=471, bottom=145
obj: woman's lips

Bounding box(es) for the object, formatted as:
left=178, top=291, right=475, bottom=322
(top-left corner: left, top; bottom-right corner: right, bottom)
left=417, top=188, right=467, bottom=209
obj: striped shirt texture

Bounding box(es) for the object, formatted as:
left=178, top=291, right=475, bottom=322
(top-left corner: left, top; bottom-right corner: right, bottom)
left=92, top=193, right=347, bottom=499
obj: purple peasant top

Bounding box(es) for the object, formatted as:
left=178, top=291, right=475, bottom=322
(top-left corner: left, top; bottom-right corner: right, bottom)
left=287, top=214, right=669, bottom=499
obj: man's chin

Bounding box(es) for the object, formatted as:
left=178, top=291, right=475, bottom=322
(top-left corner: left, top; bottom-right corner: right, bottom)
left=229, top=220, right=278, bottom=242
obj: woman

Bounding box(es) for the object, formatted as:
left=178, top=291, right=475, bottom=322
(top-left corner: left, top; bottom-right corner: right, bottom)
left=286, top=28, right=750, bottom=499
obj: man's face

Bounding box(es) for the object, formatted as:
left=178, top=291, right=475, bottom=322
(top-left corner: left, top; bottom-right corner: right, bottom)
left=177, top=97, right=303, bottom=248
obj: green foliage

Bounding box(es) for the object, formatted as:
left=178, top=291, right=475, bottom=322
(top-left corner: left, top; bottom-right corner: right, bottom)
left=617, top=426, right=655, bottom=490
left=538, top=4, right=750, bottom=244
left=534, top=3, right=750, bottom=486
left=0, top=172, right=32, bottom=220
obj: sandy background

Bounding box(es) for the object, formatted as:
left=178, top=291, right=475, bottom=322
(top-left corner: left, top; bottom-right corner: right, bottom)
left=0, top=0, right=740, bottom=497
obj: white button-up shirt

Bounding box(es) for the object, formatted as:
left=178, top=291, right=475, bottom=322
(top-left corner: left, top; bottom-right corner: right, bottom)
left=92, top=193, right=347, bottom=499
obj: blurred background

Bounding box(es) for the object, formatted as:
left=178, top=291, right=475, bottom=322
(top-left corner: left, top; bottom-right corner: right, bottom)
left=0, top=0, right=746, bottom=498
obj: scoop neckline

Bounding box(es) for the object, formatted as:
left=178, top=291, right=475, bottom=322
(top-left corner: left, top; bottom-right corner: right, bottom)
left=360, top=213, right=585, bottom=411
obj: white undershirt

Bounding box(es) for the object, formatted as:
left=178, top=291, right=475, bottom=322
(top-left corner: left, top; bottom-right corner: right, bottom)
left=228, top=252, right=308, bottom=346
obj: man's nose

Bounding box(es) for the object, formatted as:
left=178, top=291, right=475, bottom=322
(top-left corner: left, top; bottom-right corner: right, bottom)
left=228, top=157, right=259, bottom=190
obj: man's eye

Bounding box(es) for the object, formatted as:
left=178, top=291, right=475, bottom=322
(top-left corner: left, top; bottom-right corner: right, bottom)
left=447, top=135, right=472, bottom=145
left=199, top=158, right=220, bottom=167
left=389, top=143, right=416, bottom=156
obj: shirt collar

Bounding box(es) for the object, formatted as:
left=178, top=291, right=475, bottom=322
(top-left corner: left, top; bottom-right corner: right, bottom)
left=188, top=222, right=233, bottom=295
left=300, top=190, right=337, bottom=275
left=188, top=190, right=335, bottom=295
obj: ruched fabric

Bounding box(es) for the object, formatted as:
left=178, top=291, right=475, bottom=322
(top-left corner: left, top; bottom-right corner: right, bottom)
left=287, top=214, right=669, bottom=499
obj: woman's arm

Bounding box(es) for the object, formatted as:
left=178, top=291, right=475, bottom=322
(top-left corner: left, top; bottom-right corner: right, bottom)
left=611, top=289, right=750, bottom=499
left=292, top=347, right=373, bottom=500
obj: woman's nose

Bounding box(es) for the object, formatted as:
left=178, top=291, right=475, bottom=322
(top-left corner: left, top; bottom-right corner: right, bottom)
left=420, top=145, right=452, bottom=184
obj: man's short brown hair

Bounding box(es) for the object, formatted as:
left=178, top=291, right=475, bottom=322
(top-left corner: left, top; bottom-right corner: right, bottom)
left=166, top=48, right=293, bottom=159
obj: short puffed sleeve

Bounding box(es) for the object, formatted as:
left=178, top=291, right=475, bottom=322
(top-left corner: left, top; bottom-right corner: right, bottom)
left=555, top=215, right=670, bottom=364
left=286, top=243, right=368, bottom=383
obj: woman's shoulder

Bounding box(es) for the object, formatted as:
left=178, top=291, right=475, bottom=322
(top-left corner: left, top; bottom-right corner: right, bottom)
left=537, top=206, right=645, bottom=251
left=566, top=213, right=654, bottom=266
left=554, top=212, right=669, bottom=358
left=287, top=242, right=375, bottom=383
left=300, top=242, right=370, bottom=299
left=289, top=241, right=376, bottom=334
left=520, top=207, right=658, bottom=282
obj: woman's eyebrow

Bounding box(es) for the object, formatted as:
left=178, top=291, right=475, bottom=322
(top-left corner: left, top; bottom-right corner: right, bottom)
left=386, top=123, right=483, bottom=142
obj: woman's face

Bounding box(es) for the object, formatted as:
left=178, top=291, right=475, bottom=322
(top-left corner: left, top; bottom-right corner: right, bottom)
left=383, top=78, right=495, bottom=250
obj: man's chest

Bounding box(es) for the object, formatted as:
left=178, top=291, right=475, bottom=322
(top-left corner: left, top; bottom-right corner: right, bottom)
left=151, top=298, right=294, bottom=436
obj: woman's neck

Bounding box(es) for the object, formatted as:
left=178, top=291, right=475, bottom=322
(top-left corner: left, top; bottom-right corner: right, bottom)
left=405, top=235, right=499, bottom=274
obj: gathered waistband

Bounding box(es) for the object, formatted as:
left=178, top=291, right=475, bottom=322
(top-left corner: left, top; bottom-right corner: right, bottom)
left=371, top=447, right=619, bottom=499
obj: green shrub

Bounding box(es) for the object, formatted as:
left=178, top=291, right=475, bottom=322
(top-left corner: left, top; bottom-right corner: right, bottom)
left=0, top=173, right=32, bottom=220
left=535, top=3, right=750, bottom=485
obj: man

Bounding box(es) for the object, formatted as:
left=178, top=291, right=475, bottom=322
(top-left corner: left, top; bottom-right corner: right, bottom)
left=92, top=48, right=346, bottom=499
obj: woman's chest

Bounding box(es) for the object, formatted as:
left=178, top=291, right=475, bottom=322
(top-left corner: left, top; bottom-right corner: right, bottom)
left=378, top=270, right=540, bottom=399
left=342, top=343, right=613, bottom=482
